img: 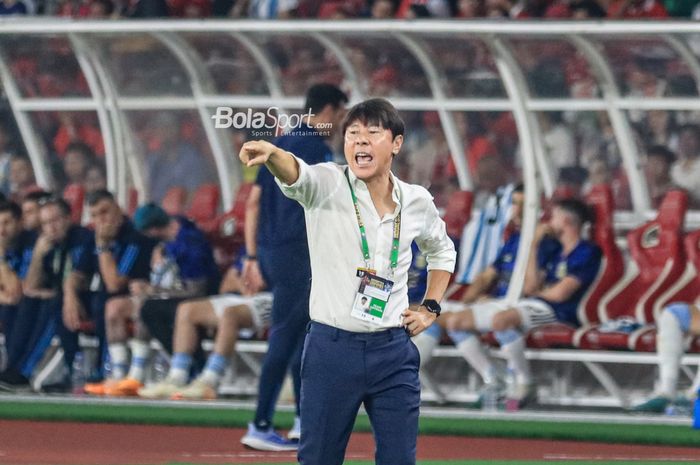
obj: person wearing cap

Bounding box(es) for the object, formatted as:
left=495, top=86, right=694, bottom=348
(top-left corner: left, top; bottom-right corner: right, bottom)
left=82, top=200, right=218, bottom=397
left=239, top=98, right=456, bottom=465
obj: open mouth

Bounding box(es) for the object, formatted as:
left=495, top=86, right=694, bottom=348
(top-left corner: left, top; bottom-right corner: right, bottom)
left=355, top=152, right=373, bottom=167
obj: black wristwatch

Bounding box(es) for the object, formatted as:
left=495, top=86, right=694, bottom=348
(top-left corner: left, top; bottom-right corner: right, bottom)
left=421, top=299, right=441, bottom=318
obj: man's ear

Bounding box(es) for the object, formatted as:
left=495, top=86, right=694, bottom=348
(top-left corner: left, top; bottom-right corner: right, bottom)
left=392, top=134, right=404, bottom=157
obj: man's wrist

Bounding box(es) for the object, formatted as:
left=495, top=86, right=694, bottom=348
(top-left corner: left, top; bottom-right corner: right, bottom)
left=96, top=245, right=112, bottom=254
left=421, top=299, right=442, bottom=318
left=244, top=255, right=257, bottom=261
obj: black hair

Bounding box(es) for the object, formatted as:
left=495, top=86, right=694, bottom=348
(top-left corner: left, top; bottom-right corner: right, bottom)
left=39, top=196, right=72, bottom=216
left=92, top=0, right=115, bottom=14
left=87, top=189, right=115, bottom=207
left=679, top=124, right=700, bottom=141
left=0, top=201, right=22, bottom=220
left=342, top=98, right=405, bottom=139
left=23, top=190, right=51, bottom=204
left=646, top=145, right=676, bottom=165
left=554, top=198, right=593, bottom=227
left=65, top=142, right=96, bottom=161
left=513, top=183, right=524, bottom=194
left=304, top=84, right=348, bottom=115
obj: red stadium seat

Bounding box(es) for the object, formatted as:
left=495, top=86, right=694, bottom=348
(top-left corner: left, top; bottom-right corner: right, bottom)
left=186, top=184, right=220, bottom=225
left=624, top=229, right=700, bottom=352
left=443, top=190, right=473, bottom=240
left=579, top=184, right=625, bottom=326
left=576, top=190, right=688, bottom=350
left=203, top=183, right=253, bottom=269
left=528, top=184, right=623, bottom=349
left=161, top=186, right=188, bottom=216
left=62, top=183, right=85, bottom=225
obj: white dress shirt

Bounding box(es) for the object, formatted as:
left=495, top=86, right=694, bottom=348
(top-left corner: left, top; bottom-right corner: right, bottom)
left=277, top=157, right=456, bottom=333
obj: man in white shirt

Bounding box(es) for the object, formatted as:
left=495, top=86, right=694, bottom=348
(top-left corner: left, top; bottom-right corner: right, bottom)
left=239, top=98, right=456, bottom=465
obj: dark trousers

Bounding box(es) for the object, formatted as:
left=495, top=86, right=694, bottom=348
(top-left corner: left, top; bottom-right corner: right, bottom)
left=255, top=242, right=311, bottom=425
left=140, top=297, right=206, bottom=373
left=0, top=303, right=18, bottom=340
left=58, top=292, right=107, bottom=378
left=298, top=322, right=421, bottom=465
left=5, top=297, right=59, bottom=378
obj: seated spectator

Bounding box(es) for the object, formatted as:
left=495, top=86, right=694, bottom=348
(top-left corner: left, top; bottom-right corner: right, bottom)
left=53, top=113, right=104, bottom=159
left=84, top=163, right=107, bottom=195
left=569, top=0, right=606, bottom=19
left=8, top=155, right=39, bottom=203
left=138, top=256, right=271, bottom=401
left=86, top=203, right=218, bottom=397
left=125, top=0, right=169, bottom=17
left=633, top=300, right=700, bottom=413
left=21, top=190, right=50, bottom=236
left=540, top=112, right=576, bottom=172
left=65, top=191, right=156, bottom=393
left=88, top=0, right=115, bottom=17
left=0, top=198, right=92, bottom=390
left=370, top=0, right=397, bottom=17
left=670, top=124, right=700, bottom=207
left=442, top=199, right=601, bottom=408
left=645, top=145, right=677, bottom=209
left=0, top=0, right=28, bottom=15
left=0, top=201, right=35, bottom=343
left=63, top=142, right=95, bottom=189
left=145, top=114, right=210, bottom=204
left=607, top=0, right=668, bottom=18
left=457, top=0, right=483, bottom=17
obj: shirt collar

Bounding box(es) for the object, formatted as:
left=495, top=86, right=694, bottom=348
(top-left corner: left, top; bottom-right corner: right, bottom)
left=346, top=167, right=401, bottom=207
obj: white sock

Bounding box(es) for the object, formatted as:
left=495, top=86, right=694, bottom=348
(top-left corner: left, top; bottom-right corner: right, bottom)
left=412, top=332, right=438, bottom=368
left=127, top=340, right=151, bottom=382
left=168, top=353, right=192, bottom=386
left=500, top=336, right=531, bottom=385
left=657, top=310, right=685, bottom=398
left=108, top=343, right=129, bottom=380
left=456, top=336, right=496, bottom=385
left=199, top=353, right=228, bottom=387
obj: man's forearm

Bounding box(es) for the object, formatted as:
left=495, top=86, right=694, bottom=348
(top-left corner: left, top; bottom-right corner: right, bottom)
left=423, top=269, right=452, bottom=303
left=245, top=193, right=260, bottom=257
left=0, top=263, right=22, bottom=304
left=461, top=268, right=496, bottom=303
left=24, top=254, right=46, bottom=293
left=98, top=252, right=127, bottom=293
left=265, top=149, right=300, bottom=186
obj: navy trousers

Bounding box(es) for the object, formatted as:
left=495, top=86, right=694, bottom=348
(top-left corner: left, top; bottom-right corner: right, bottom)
left=58, top=291, right=107, bottom=378
left=298, top=322, right=421, bottom=465
left=255, top=241, right=311, bottom=426
left=5, top=297, right=58, bottom=378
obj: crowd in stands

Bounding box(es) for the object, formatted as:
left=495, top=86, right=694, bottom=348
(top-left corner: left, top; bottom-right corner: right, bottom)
left=0, top=0, right=696, bottom=19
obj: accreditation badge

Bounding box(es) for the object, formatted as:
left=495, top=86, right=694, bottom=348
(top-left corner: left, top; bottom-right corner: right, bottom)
left=351, top=268, right=394, bottom=324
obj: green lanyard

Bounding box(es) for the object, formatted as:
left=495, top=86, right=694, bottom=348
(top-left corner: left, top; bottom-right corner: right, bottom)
left=344, top=169, right=401, bottom=272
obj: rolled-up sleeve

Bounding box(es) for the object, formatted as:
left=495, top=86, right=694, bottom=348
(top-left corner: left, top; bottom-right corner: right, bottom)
left=415, top=200, right=457, bottom=273
left=275, top=157, right=340, bottom=210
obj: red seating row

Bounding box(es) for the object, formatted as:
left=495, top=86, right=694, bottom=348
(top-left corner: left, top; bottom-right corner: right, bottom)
left=530, top=189, right=700, bottom=352
left=63, top=183, right=222, bottom=230
left=440, top=185, right=700, bottom=353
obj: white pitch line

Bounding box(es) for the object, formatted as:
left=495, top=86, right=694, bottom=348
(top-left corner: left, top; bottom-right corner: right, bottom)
left=545, top=454, right=700, bottom=461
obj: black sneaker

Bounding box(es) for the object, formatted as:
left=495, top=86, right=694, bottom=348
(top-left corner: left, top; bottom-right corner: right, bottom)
left=0, top=369, right=29, bottom=391
left=39, top=380, right=72, bottom=394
